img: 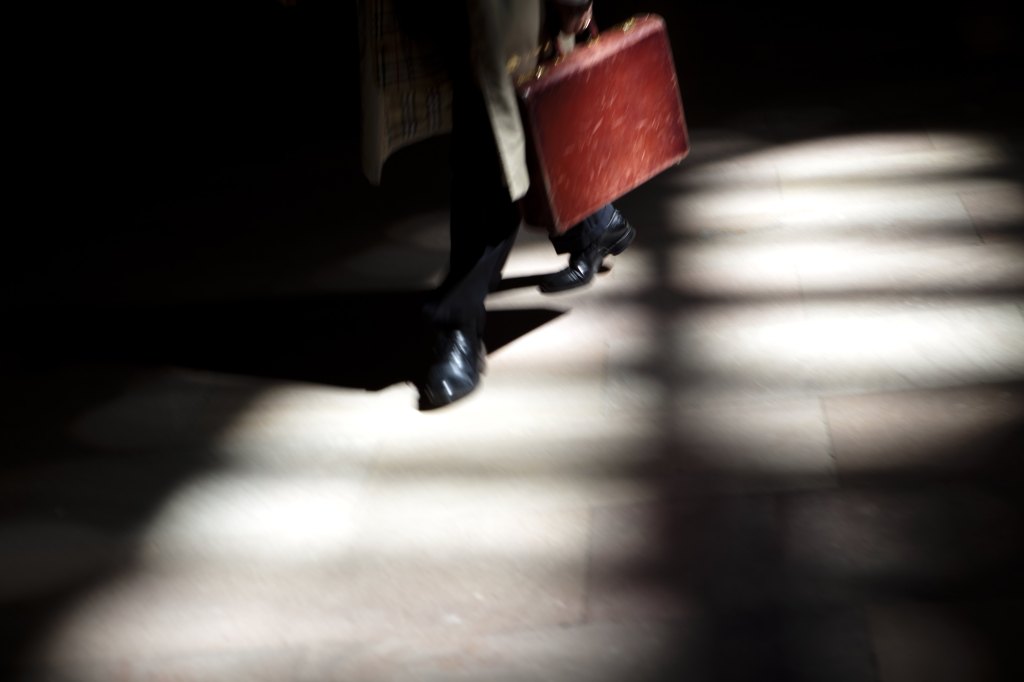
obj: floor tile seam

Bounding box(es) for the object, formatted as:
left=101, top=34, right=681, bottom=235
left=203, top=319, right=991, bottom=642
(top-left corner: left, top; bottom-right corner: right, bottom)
left=775, top=176, right=1014, bottom=201
left=818, top=394, right=842, bottom=484
left=36, top=616, right=662, bottom=664
left=817, top=380, right=1024, bottom=409
left=652, top=233, right=988, bottom=258
left=956, top=189, right=992, bottom=244
left=296, top=616, right=687, bottom=660
left=794, top=298, right=1024, bottom=321
left=22, top=640, right=309, bottom=673
left=784, top=234, right=1024, bottom=265
left=671, top=382, right=1022, bottom=409
left=579, top=504, right=599, bottom=627
left=681, top=297, right=1024, bottom=326
left=344, top=491, right=618, bottom=540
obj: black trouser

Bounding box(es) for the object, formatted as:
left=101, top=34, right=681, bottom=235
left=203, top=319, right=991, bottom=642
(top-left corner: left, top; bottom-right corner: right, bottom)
left=548, top=202, right=618, bottom=255
left=421, top=14, right=521, bottom=337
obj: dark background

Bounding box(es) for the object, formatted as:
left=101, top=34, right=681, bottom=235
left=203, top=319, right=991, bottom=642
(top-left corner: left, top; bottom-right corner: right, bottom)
left=8, top=0, right=1021, bottom=305
left=48, top=1, right=1022, bottom=165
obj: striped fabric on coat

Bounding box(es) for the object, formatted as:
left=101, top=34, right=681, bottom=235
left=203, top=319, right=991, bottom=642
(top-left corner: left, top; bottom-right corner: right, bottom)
left=358, top=0, right=453, bottom=185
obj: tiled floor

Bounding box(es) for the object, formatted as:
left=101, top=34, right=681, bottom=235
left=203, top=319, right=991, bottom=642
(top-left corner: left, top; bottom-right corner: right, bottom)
left=5, top=16, right=1024, bottom=682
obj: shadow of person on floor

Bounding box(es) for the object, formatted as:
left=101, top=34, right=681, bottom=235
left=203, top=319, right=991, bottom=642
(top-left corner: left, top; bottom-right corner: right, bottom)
left=0, top=294, right=567, bottom=679
left=7, top=296, right=566, bottom=395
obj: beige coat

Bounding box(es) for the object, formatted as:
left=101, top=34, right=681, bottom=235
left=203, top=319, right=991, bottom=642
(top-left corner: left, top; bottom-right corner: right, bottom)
left=359, top=0, right=543, bottom=201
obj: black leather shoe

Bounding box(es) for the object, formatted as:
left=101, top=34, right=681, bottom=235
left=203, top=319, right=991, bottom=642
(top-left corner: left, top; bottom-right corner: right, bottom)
left=419, top=328, right=486, bottom=409
left=539, top=214, right=635, bottom=293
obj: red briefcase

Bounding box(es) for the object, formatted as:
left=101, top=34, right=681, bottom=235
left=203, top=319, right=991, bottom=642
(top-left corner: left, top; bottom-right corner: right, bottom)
left=517, top=14, right=690, bottom=234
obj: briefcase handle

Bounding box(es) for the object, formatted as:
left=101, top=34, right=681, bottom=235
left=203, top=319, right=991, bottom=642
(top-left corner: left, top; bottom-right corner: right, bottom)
left=507, top=12, right=602, bottom=79
left=512, top=15, right=647, bottom=83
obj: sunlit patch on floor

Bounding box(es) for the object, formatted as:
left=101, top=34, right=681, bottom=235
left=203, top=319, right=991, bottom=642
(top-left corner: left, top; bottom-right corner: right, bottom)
left=20, top=125, right=1024, bottom=681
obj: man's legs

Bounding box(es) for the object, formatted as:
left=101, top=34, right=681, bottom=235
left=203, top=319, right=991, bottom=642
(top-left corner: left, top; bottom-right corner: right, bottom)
left=419, top=52, right=521, bottom=408
left=424, top=103, right=520, bottom=335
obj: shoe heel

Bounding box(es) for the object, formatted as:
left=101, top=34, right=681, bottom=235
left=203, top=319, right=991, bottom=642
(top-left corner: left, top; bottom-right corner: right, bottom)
left=609, top=224, right=636, bottom=255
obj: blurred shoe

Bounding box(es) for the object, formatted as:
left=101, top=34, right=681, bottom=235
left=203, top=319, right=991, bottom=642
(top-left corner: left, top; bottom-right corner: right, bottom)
left=539, top=212, right=635, bottom=293
left=418, top=328, right=485, bottom=409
